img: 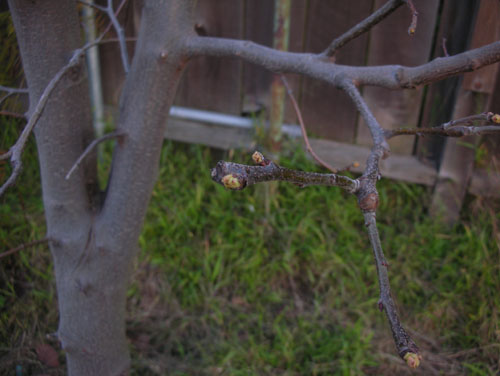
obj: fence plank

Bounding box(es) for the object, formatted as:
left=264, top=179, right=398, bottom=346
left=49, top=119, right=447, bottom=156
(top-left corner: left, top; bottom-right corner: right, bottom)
left=356, top=0, right=439, bottom=155
left=431, top=0, right=500, bottom=223
left=300, top=0, right=373, bottom=143
left=174, top=0, right=243, bottom=115
left=416, top=0, right=479, bottom=167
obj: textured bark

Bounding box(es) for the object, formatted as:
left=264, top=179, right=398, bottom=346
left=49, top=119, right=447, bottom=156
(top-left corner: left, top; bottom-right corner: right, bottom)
left=8, top=0, right=192, bottom=374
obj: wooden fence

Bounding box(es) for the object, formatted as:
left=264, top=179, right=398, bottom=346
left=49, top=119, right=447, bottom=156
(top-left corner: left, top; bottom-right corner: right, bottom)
left=98, top=0, right=500, bottom=222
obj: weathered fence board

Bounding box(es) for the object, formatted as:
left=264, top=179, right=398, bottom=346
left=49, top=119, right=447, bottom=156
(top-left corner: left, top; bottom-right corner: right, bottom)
left=299, top=0, right=373, bottom=143
left=174, top=0, right=244, bottom=115
left=356, top=0, right=440, bottom=155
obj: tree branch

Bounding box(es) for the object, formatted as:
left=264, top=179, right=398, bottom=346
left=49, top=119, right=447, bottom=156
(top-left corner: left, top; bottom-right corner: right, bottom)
left=363, top=212, right=421, bottom=368
left=0, top=49, right=86, bottom=197
left=211, top=151, right=359, bottom=193
left=185, top=37, right=500, bottom=90
left=321, top=0, right=405, bottom=57
left=0, top=0, right=128, bottom=197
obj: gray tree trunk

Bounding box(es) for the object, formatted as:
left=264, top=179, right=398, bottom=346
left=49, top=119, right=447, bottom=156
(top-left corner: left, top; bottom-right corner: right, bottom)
left=8, top=1, right=193, bottom=374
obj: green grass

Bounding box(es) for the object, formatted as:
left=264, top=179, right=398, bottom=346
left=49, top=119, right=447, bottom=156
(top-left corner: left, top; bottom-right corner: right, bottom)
left=1, top=135, right=499, bottom=375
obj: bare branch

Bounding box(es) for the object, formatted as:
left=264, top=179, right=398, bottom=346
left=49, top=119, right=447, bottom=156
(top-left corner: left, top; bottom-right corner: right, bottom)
left=321, top=0, right=405, bottom=57
left=0, top=49, right=86, bottom=197
left=280, top=75, right=338, bottom=173
left=211, top=151, right=359, bottom=193
left=0, top=237, right=50, bottom=259
left=405, top=0, right=418, bottom=35
left=0, top=0, right=128, bottom=197
left=386, top=112, right=500, bottom=138
left=363, top=212, right=421, bottom=367
left=107, top=0, right=130, bottom=73
left=0, top=85, right=28, bottom=95
left=66, top=131, right=126, bottom=180
left=186, top=37, right=500, bottom=89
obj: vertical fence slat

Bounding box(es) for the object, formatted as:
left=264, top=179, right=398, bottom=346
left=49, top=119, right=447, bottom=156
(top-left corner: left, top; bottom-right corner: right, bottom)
left=241, top=0, right=274, bottom=115
left=300, top=0, right=373, bottom=143
left=356, top=0, right=439, bottom=155
left=416, top=0, right=479, bottom=167
left=430, top=0, right=500, bottom=222
left=174, top=0, right=243, bottom=115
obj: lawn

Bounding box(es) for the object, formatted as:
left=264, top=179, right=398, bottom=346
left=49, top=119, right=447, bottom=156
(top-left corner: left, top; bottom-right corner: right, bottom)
left=1, top=121, right=499, bottom=375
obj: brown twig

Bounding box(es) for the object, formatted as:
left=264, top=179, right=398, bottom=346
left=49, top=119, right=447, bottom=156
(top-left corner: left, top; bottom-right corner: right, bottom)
left=321, top=0, right=405, bottom=57
left=442, top=37, right=450, bottom=57
left=0, top=237, right=50, bottom=259
left=66, top=131, right=126, bottom=180
left=0, top=110, right=26, bottom=119
left=280, top=75, right=338, bottom=173
left=405, top=0, right=418, bottom=35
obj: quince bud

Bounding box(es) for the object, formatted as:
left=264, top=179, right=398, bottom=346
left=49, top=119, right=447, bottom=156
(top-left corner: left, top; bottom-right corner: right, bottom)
left=221, top=174, right=242, bottom=190
left=252, top=151, right=264, bottom=165
left=404, top=352, right=421, bottom=369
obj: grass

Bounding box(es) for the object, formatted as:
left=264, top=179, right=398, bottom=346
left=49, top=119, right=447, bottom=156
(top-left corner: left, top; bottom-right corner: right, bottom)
left=1, top=129, right=499, bottom=375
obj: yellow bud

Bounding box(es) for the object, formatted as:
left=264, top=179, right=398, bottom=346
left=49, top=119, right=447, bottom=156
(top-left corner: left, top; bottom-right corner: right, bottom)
left=492, top=114, right=500, bottom=124
left=404, top=352, right=421, bottom=369
left=352, top=162, right=360, bottom=168
left=252, top=151, right=264, bottom=164
left=222, top=174, right=241, bottom=189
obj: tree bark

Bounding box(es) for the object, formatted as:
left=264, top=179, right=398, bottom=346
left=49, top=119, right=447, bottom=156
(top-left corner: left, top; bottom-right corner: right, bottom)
left=9, top=0, right=193, bottom=374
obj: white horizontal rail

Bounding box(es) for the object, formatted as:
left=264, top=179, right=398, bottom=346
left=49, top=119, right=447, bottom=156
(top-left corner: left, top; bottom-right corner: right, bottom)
left=169, top=106, right=302, bottom=138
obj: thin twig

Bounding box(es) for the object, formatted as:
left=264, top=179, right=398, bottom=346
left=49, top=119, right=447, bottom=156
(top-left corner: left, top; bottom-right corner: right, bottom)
left=442, top=37, right=449, bottom=57
left=405, top=0, right=418, bottom=35
left=280, top=75, right=338, bottom=173
left=0, top=110, right=26, bottom=119
left=385, top=112, right=500, bottom=138
left=0, top=86, right=28, bottom=108
left=321, top=0, right=405, bottom=57
left=107, top=0, right=130, bottom=73
left=0, top=237, right=50, bottom=259
left=0, top=86, right=28, bottom=94
left=66, top=131, right=126, bottom=180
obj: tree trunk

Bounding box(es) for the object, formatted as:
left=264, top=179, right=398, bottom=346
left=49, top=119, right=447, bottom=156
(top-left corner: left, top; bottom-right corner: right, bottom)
left=9, top=0, right=193, bottom=374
